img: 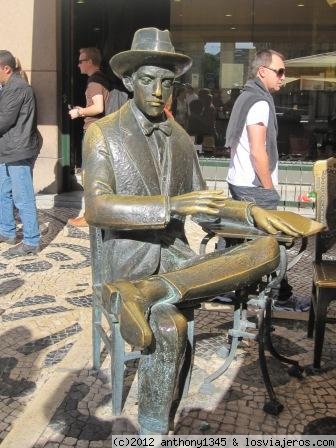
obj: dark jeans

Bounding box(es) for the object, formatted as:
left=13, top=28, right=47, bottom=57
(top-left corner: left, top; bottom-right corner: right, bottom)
left=217, top=183, right=280, bottom=249
left=224, top=183, right=292, bottom=302
left=228, top=183, right=280, bottom=210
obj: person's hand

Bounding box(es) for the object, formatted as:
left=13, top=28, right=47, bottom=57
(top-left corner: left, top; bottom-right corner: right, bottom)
left=251, top=206, right=300, bottom=237
left=69, top=107, right=82, bottom=120
left=170, top=190, right=226, bottom=216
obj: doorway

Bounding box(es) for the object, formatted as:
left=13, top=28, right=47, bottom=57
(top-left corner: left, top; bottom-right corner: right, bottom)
left=61, top=0, right=170, bottom=182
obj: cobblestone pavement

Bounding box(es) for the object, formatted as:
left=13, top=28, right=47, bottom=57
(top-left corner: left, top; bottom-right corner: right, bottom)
left=0, top=207, right=336, bottom=447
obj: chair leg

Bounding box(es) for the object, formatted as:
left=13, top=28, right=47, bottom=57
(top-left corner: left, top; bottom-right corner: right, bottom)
left=313, top=289, right=329, bottom=369
left=307, top=284, right=316, bottom=339
left=258, top=298, right=283, bottom=415
left=92, top=302, right=103, bottom=369
left=265, top=295, right=302, bottom=376
left=111, top=322, right=126, bottom=416
left=181, top=308, right=194, bottom=398
left=201, top=302, right=242, bottom=387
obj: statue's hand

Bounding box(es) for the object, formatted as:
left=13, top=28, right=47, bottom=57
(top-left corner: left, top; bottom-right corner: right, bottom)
left=251, top=206, right=301, bottom=237
left=171, top=190, right=226, bottom=216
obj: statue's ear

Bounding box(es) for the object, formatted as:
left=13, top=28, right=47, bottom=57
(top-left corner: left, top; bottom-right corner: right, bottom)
left=122, top=76, right=134, bottom=92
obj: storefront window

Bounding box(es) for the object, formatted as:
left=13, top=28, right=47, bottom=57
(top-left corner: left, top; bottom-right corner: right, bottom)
left=170, top=0, right=336, bottom=161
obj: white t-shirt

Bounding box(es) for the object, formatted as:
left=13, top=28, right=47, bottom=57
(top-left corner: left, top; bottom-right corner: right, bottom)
left=226, top=100, right=278, bottom=187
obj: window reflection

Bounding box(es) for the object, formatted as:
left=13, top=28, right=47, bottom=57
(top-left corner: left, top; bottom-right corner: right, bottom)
left=170, top=0, right=336, bottom=161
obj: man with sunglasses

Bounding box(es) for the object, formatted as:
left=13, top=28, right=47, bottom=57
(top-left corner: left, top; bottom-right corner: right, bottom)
left=224, top=50, right=299, bottom=310
left=68, top=47, right=110, bottom=227
left=226, top=49, right=285, bottom=210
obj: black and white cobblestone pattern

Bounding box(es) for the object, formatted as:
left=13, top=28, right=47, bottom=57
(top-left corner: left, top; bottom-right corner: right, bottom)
left=0, top=208, right=335, bottom=446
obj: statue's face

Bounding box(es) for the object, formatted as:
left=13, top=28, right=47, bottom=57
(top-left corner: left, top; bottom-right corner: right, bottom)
left=129, top=65, right=175, bottom=118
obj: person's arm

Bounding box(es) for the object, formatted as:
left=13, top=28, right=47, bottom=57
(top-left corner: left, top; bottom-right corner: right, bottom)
left=247, top=123, right=274, bottom=189
left=76, top=94, right=104, bottom=117
left=69, top=81, right=105, bottom=119
left=0, top=88, right=23, bottom=136
left=69, top=94, right=104, bottom=119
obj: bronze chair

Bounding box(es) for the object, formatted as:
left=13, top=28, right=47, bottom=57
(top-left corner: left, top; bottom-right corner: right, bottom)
left=90, top=226, right=139, bottom=415
left=90, top=226, right=196, bottom=415
left=307, top=157, right=336, bottom=369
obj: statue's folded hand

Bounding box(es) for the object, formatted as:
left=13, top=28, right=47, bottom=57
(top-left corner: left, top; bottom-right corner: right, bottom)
left=171, top=190, right=226, bottom=216
left=251, top=206, right=301, bottom=237
left=255, top=206, right=325, bottom=237
left=252, top=207, right=325, bottom=238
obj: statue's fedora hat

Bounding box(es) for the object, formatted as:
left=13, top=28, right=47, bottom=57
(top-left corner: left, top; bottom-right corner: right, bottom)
left=110, top=27, right=192, bottom=78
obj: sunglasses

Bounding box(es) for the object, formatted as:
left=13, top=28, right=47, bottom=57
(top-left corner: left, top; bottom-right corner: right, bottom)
left=78, top=58, right=89, bottom=64
left=262, top=66, right=285, bottom=77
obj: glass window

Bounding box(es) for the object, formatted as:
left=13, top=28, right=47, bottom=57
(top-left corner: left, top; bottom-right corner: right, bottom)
left=170, top=0, right=336, bottom=161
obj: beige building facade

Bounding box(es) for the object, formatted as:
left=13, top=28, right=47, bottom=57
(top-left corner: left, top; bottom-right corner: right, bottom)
left=0, top=0, right=61, bottom=193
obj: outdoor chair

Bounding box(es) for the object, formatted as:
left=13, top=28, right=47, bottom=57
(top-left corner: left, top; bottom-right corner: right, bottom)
left=90, top=226, right=139, bottom=416
left=89, top=226, right=197, bottom=416
left=307, top=156, right=336, bottom=369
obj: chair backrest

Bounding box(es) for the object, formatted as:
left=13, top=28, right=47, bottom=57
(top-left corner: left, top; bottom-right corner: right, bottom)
left=313, top=157, right=336, bottom=261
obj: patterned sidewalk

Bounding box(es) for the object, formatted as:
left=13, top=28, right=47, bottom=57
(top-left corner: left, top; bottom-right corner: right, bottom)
left=0, top=206, right=335, bottom=447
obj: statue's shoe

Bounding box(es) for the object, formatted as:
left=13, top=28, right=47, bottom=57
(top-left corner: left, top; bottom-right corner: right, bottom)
left=103, top=281, right=153, bottom=350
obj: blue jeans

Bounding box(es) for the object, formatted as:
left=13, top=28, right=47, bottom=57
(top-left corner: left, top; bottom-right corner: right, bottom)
left=228, top=184, right=280, bottom=210
left=0, top=160, right=40, bottom=247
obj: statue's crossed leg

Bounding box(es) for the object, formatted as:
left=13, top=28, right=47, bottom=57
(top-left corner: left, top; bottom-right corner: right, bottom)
left=103, top=236, right=280, bottom=434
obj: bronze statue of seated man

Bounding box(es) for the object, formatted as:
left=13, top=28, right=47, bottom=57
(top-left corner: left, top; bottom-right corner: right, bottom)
left=82, top=27, right=311, bottom=435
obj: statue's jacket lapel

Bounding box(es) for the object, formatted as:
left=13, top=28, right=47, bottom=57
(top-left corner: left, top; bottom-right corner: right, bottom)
left=96, top=103, right=158, bottom=196
left=102, top=102, right=195, bottom=198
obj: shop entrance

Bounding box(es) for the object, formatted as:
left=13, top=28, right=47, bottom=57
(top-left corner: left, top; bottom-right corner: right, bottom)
left=61, top=0, right=170, bottom=188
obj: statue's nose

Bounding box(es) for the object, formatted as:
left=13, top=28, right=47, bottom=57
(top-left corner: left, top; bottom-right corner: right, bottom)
left=153, top=80, right=162, bottom=97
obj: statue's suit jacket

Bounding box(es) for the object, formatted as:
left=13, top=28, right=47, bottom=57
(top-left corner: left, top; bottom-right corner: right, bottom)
left=83, top=101, right=251, bottom=284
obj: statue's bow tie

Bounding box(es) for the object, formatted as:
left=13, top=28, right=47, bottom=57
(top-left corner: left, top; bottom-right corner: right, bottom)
left=143, top=121, right=172, bottom=136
